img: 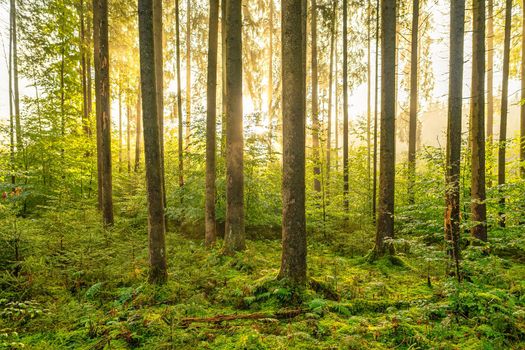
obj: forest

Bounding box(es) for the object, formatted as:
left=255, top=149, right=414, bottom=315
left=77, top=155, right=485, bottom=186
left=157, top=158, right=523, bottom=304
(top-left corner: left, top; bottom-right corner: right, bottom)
left=0, top=0, right=525, bottom=348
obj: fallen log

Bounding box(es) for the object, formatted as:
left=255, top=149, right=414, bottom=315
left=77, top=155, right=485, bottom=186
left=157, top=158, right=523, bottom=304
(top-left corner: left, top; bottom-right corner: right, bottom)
left=180, top=308, right=303, bottom=327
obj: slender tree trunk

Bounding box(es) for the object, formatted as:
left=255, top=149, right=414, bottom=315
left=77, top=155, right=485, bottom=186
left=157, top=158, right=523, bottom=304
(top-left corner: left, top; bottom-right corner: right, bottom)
left=10, top=0, right=21, bottom=150
left=470, top=0, right=487, bottom=241
left=224, top=0, right=245, bottom=254
left=445, top=0, right=465, bottom=281
left=93, top=0, right=114, bottom=226
left=521, top=0, right=525, bottom=179
left=374, top=0, right=396, bottom=257
left=206, top=0, right=219, bottom=247
left=268, top=0, right=274, bottom=155
left=175, top=0, right=184, bottom=188
left=487, top=0, right=494, bottom=143
left=185, top=0, right=192, bottom=146
left=407, top=0, right=419, bottom=205
left=498, top=0, right=512, bottom=228
left=367, top=0, right=372, bottom=210
left=118, top=84, right=123, bottom=173
left=79, top=0, right=90, bottom=135
left=311, top=0, right=321, bottom=193
left=135, top=85, right=142, bottom=172
left=221, top=0, right=227, bottom=157
left=127, top=100, right=131, bottom=173
left=342, top=0, right=349, bottom=214
left=279, top=0, right=307, bottom=285
left=138, top=0, right=168, bottom=284
left=87, top=15, right=93, bottom=121
left=372, top=0, right=379, bottom=221
left=326, top=0, right=336, bottom=197
left=8, top=14, right=15, bottom=185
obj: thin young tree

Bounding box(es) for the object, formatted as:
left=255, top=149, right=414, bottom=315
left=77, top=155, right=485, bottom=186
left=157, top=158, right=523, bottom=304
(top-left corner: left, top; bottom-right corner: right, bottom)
left=326, top=0, right=336, bottom=194
left=10, top=0, right=21, bottom=150
left=311, top=0, right=321, bottom=193
left=367, top=0, right=372, bottom=208
left=279, top=0, right=307, bottom=285
left=185, top=0, right=192, bottom=145
left=8, top=10, right=15, bottom=185
left=135, top=84, right=142, bottom=172
left=521, top=0, right=525, bottom=178
left=470, top=0, right=487, bottom=241
left=407, top=0, right=419, bottom=205
left=487, top=0, right=494, bottom=143
left=93, top=0, right=114, bottom=226
left=175, top=0, right=184, bottom=188
left=268, top=0, right=274, bottom=155
left=374, top=0, right=396, bottom=256
left=372, top=0, right=379, bottom=220
left=497, top=0, right=512, bottom=227
left=223, top=0, right=245, bottom=254
left=205, top=0, right=219, bottom=247
left=342, top=0, right=349, bottom=214
left=138, top=0, right=168, bottom=284
left=445, top=0, right=465, bottom=281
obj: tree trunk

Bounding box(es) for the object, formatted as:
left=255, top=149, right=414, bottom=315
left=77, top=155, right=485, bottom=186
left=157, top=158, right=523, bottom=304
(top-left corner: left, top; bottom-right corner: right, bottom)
left=79, top=0, right=90, bottom=135
left=342, top=0, right=349, bottom=214
left=279, top=0, right=307, bottom=285
left=521, top=0, right=525, bottom=179
left=8, top=11, right=15, bottom=185
left=175, top=0, right=184, bottom=188
left=206, top=0, right=219, bottom=247
left=311, top=0, right=321, bottom=193
left=487, top=0, right=494, bottom=143
left=445, top=0, right=465, bottom=281
left=135, top=85, right=142, bottom=172
left=367, top=0, right=372, bottom=210
left=93, top=0, right=114, bottom=226
left=498, top=0, right=512, bottom=228
left=138, top=0, right=168, bottom=284
left=185, top=0, right=192, bottom=146
left=127, top=100, right=131, bottom=173
left=223, top=0, right=245, bottom=254
left=372, top=0, right=379, bottom=221
left=221, top=0, right=227, bottom=157
left=10, top=0, right=22, bottom=150
left=118, top=84, right=123, bottom=173
left=470, top=0, right=487, bottom=241
left=407, top=0, right=419, bottom=205
left=374, top=0, right=396, bottom=256
left=268, top=0, right=274, bottom=155
left=326, top=0, right=336, bottom=198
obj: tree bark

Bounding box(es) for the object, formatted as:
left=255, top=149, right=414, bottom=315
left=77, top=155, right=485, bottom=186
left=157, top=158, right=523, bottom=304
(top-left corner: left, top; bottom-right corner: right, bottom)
left=223, top=0, right=245, bottom=254
left=343, top=0, right=349, bottom=214
left=8, top=10, right=15, bottom=185
left=10, top=0, right=22, bottom=150
left=374, top=0, right=396, bottom=256
left=268, top=0, right=274, bottom=155
left=118, top=83, right=123, bottom=173
left=279, top=0, right=307, bottom=285
left=445, top=0, right=465, bottom=281
left=367, top=0, right=372, bottom=210
left=135, top=85, right=142, bottom=172
left=407, top=0, right=419, bottom=205
left=470, top=0, right=487, bottom=241
left=497, top=0, right=512, bottom=228
left=185, top=0, right=192, bottom=146
left=138, top=0, right=168, bottom=284
left=326, top=0, right=336, bottom=198
left=487, top=0, right=494, bottom=143
left=372, top=0, right=379, bottom=221
left=127, top=99, right=131, bottom=173
left=521, top=0, right=525, bottom=179
left=175, top=0, right=184, bottom=188
left=93, top=0, right=114, bottom=226
left=311, top=0, right=321, bottom=193
left=206, top=0, right=219, bottom=247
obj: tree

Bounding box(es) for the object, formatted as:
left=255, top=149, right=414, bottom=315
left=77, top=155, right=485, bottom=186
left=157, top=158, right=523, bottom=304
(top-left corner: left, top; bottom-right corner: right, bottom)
left=175, top=0, right=184, bottom=188
left=268, top=0, right=274, bottom=155
left=206, top=0, right=219, bottom=247
left=138, top=0, right=168, bottom=284
left=445, top=0, right=465, bottom=281
left=311, top=0, right=321, bottom=193
left=185, top=0, right=192, bottom=145
left=522, top=0, right=525, bottom=178
left=372, top=0, right=379, bottom=220
left=223, top=0, right=245, bottom=254
left=470, top=0, right=487, bottom=241
left=407, top=0, right=419, bottom=205
left=135, top=84, right=142, bottom=172
left=279, top=0, right=307, bottom=285
left=10, top=0, right=22, bottom=150
left=497, top=0, right=512, bottom=227
left=374, top=0, right=396, bottom=256
left=487, top=0, right=494, bottom=143
left=93, top=0, right=114, bottom=226
left=326, top=0, right=336, bottom=195
left=343, top=0, right=349, bottom=214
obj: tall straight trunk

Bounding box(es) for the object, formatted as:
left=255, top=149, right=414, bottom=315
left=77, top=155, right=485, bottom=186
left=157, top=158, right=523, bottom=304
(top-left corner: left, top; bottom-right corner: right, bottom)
left=175, top=0, right=184, bottom=188
left=342, top=0, right=349, bottom=213
left=498, top=0, right=512, bottom=227
left=367, top=0, right=372, bottom=209
left=79, top=0, right=90, bottom=135
left=10, top=0, right=21, bottom=150
left=268, top=0, right=274, bottom=155
left=487, top=0, right=494, bottom=143
left=118, top=84, right=123, bottom=172
left=221, top=0, right=227, bottom=157
left=185, top=0, right=192, bottom=145
left=372, top=0, right=379, bottom=220
left=8, top=15, right=15, bottom=185
left=153, top=0, right=166, bottom=217
left=279, top=0, right=307, bottom=285
left=206, top=0, right=219, bottom=247
left=93, top=0, right=114, bottom=225
left=138, top=0, right=168, bottom=285
left=87, top=16, right=93, bottom=120
left=135, top=86, right=142, bottom=172
left=470, top=0, right=487, bottom=241
left=326, top=0, right=336, bottom=195
left=127, top=100, right=131, bottom=173
left=224, top=0, right=245, bottom=254
left=445, top=0, right=465, bottom=281
left=374, top=0, right=396, bottom=256
left=311, top=0, right=321, bottom=193
left=521, top=0, right=525, bottom=178
left=407, top=0, right=419, bottom=205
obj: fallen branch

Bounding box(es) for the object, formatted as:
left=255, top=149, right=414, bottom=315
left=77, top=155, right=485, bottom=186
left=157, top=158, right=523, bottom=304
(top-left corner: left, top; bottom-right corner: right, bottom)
left=180, top=308, right=303, bottom=327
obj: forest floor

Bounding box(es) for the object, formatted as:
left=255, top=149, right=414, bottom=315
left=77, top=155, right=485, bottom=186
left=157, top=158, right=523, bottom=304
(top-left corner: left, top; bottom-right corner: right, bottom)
left=1, top=205, right=525, bottom=349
